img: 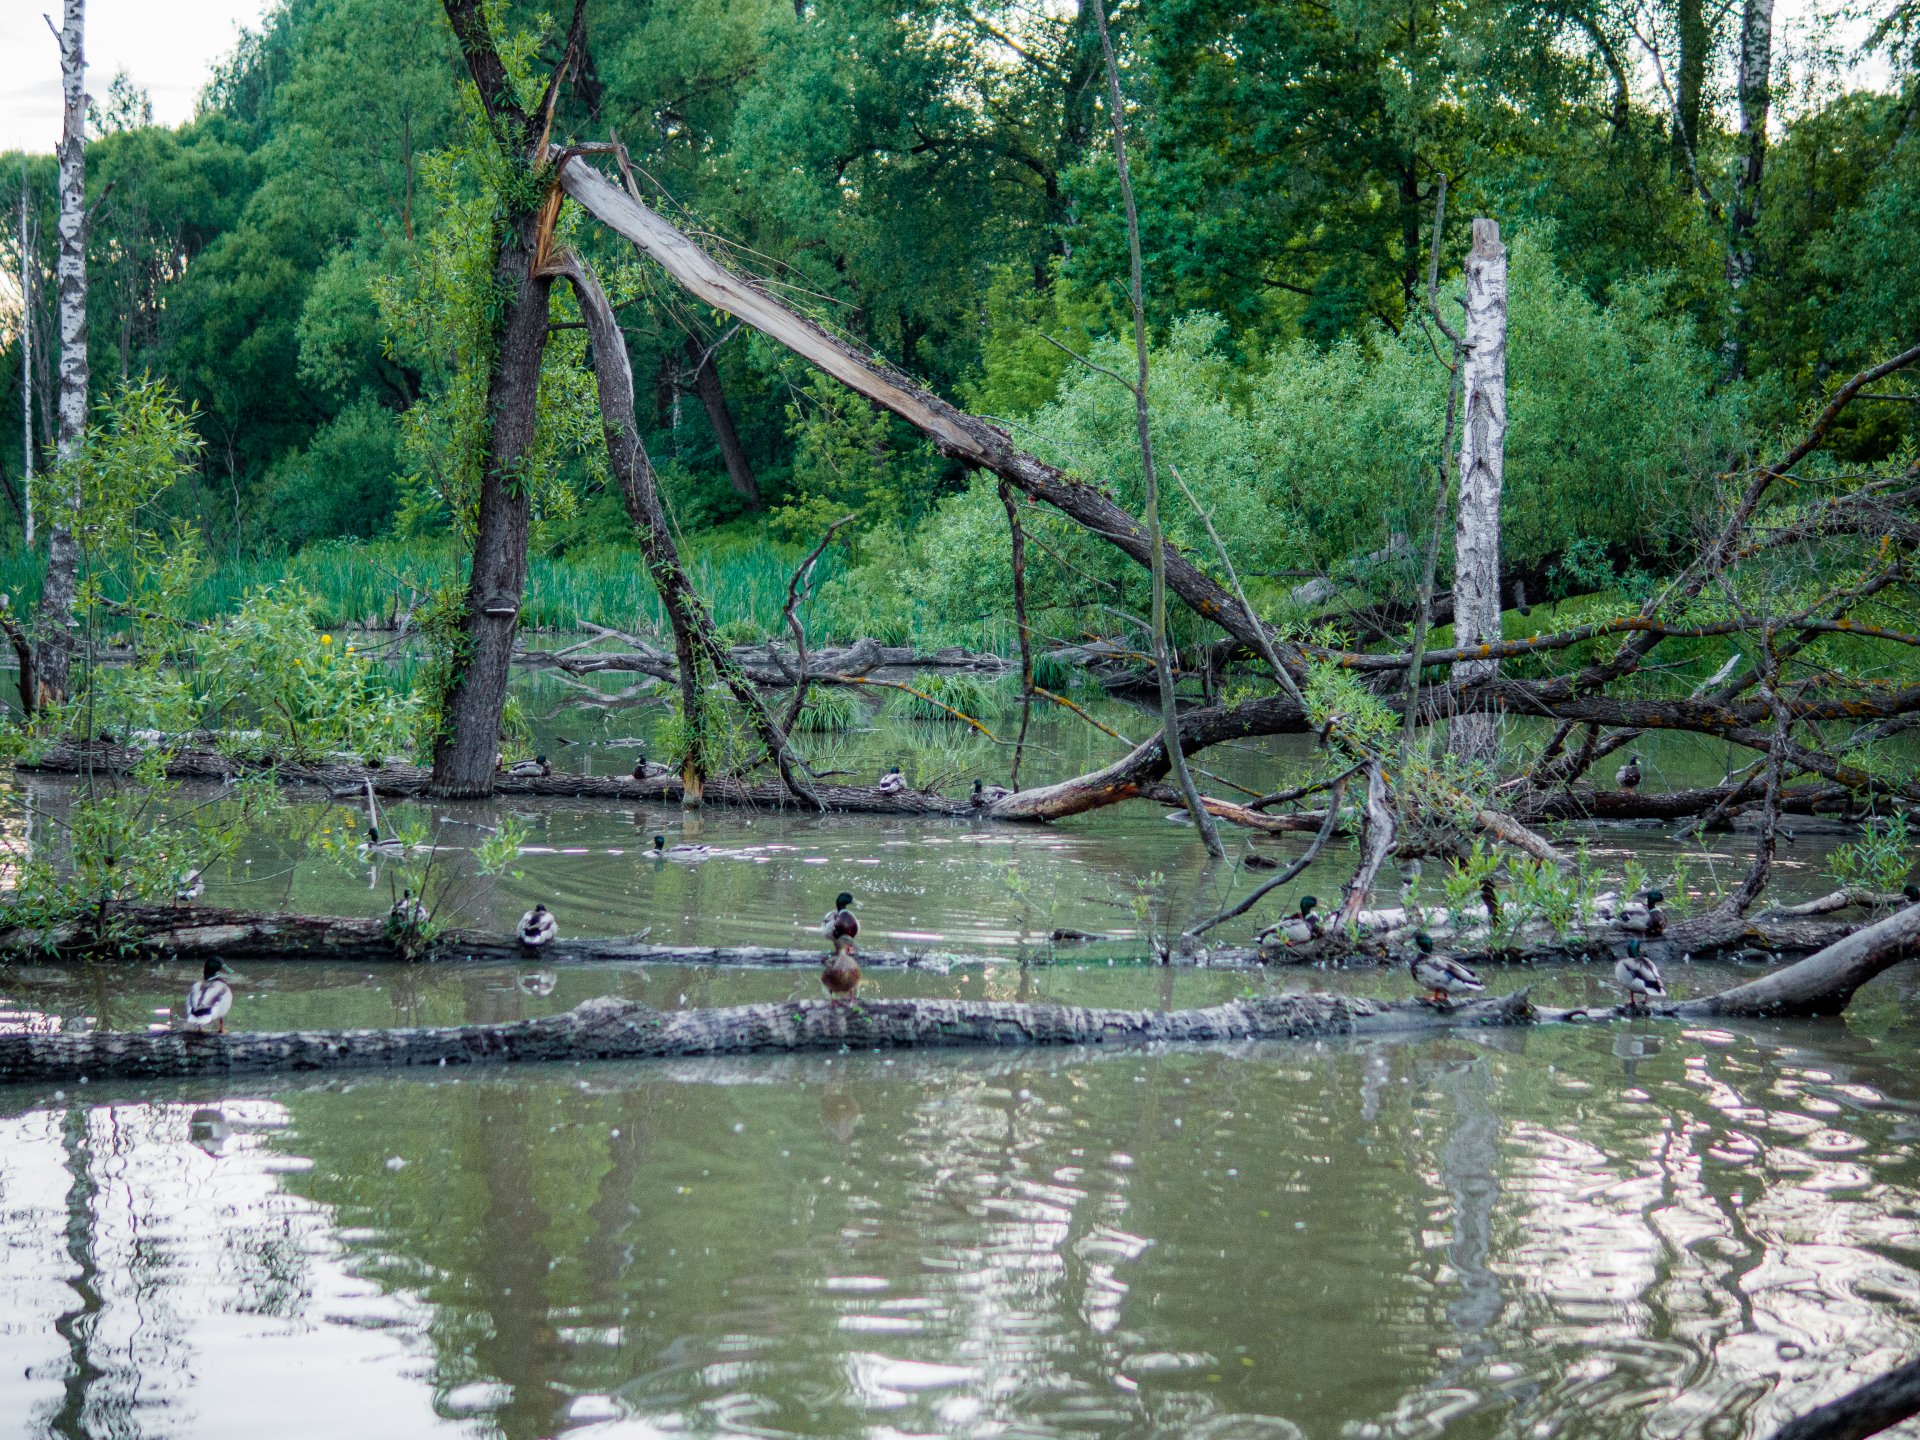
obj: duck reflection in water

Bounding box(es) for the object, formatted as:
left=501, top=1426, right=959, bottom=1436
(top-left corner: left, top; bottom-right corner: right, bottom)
left=820, top=1085, right=862, bottom=1144
left=1613, top=1028, right=1663, bottom=1081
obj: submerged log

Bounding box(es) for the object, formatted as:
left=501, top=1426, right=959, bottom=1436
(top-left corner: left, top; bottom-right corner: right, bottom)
left=1, top=905, right=1912, bottom=1082
left=19, top=741, right=975, bottom=816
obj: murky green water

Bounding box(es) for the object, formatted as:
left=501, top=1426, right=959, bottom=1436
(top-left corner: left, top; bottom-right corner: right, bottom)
left=6, top=991, right=1920, bottom=1439
left=4, top=683, right=1918, bottom=1438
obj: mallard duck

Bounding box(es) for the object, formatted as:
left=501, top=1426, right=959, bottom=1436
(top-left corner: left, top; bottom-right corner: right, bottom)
left=359, top=827, right=406, bottom=859
left=1903, top=884, right=1919, bottom=905
left=971, top=778, right=1012, bottom=807
left=822, top=891, right=859, bottom=951
left=508, top=754, right=552, bottom=778
left=631, top=752, right=673, bottom=781
left=1616, top=754, right=1643, bottom=791
left=821, top=946, right=862, bottom=1004
left=1614, top=939, right=1665, bottom=1011
left=182, top=958, right=237, bottom=1034
left=1622, top=889, right=1667, bottom=937
left=389, top=888, right=428, bottom=928
left=877, top=765, right=907, bottom=796
left=174, top=869, right=204, bottom=905
left=1269, top=895, right=1324, bottom=944
left=652, top=834, right=715, bottom=860
left=517, top=903, right=558, bottom=948
left=1409, top=932, right=1485, bottom=1005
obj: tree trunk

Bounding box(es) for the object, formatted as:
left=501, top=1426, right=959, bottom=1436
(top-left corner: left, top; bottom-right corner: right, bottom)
left=1674, top=0, right=1708, bottom=170
left=426, top=212, right=552, bottom=796
left=33, top=0, right=88, bottom=712
left=19, top=179, right=34, bottom=550
left=557, top=253, right=818, bottom=806
left=1448, top=218, right=1508, bottom=766
left=684, top=336, right=760, bottom=508
left=1726, top=0, right=1775, bottom=379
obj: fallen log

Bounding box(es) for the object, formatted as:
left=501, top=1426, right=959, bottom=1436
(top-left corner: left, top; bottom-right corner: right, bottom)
left=19, top=742, right=976, bottom=816
left=0, top=904, right=999, bottom=968
left=2, top=904, right=1912, bottom=1081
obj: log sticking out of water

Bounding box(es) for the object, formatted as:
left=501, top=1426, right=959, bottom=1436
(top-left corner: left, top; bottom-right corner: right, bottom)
left=20, top=741, right=975, bottom=815
left=0, top=906, right=1912, bottom=1084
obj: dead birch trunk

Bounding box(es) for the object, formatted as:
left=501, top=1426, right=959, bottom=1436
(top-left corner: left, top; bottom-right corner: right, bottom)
left=1448, top=218, right=1508, bottom=767
left=18, top=177, right=33, bottom=550
left=1336, top=761, right=1395, bottom=926
left=1726, top=0, right=1775, bottom=379
left=32, top=0, right=88, bottom=710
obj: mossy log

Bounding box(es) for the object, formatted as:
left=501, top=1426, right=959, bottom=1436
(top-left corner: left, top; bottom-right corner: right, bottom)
left=1, top=903, right=1912, bottom=1082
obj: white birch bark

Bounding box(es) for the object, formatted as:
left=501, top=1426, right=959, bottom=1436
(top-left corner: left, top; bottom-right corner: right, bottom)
left=1448, top=219, right=1507, bottom=766
left=18, top=180, right=32, bottom=548
left=1727, top=0, right=1775, bottom=378
left=33, top=0, right=87, bottom=709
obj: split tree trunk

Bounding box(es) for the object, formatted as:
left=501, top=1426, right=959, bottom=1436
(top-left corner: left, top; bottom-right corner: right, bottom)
left=1727, top=0, right=1775, bottom=379
left=1448, top=219, right=1508, bottom=766
left=558, top=252, right=818, bottom=806
left=684, top=335, right=760, bottom=508
left=32, top=0, right=88, bottom=712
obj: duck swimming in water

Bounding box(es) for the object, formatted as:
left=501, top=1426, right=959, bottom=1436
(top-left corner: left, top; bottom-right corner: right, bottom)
left=508, top=755, right=551, bottom=778
left=1409, top=932, right=1485, bottom=1006
left=517, top=903, right=558, bottom=948
left=359, top=827, right=406, bottom=859
left=182, top=959, right=238, bottom=1034
left=652, top=834, right=715, bottom=860
left=1614, top=939, right=1665, bottom=1012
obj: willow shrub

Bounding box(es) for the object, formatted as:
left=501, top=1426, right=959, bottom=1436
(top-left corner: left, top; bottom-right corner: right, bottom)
left=867, top=231, right=1735, bottom=643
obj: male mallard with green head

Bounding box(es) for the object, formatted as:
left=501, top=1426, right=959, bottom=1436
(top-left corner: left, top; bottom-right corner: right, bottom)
left=972, top=778, right=1012, bottom=807
left=360, top=827, right=406, bottom=858
left=821, top=891, right=861, bottom=1002
left=1614, top=939, right=1665, bottom=1012
left=183, top=959, right=238, bottom=1034
left=389, top=888, right=428, bottom=928
left=1409, top=932, right=1485, bottom=1005
left=509, top=754, right=551, bottom=778
left=878, top=765, right=907, bottom=796
left=1276, top=895, right=1323, bottom=944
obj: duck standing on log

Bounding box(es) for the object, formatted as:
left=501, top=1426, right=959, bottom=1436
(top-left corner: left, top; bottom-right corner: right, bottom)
left=182, top=959, right=238, bottom=1034
left=389, top=888, right=428, bottom=929
left=1614, top=940, right=1665, bottom=1012
left=972, top=779, right=1012, bottom=808
left=821, top=891, right=861, bottom=1003
left=174, top=869, right=204, bottom=905
left=1409, top=932, right=1486, bottom=1006
left=518, top=903, right=558, bottom=948
left=1616, top=754, right=1642, bottom=792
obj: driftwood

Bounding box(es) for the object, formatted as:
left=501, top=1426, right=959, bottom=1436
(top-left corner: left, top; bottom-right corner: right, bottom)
left=1, top=904, right=1912, bottom=1083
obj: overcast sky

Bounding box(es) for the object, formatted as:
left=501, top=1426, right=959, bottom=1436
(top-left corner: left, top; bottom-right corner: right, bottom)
left=0, top=0, right=274, bottom=154
left=0, top=0, right=1896, bottom=156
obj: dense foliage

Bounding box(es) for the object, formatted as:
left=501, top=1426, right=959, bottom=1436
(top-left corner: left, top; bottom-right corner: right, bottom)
left=0, top=0, right=1914, bottom=634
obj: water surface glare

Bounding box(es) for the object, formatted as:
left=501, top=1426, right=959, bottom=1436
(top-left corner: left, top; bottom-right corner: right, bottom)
left=5, top=1011, right=1920, bottom=1438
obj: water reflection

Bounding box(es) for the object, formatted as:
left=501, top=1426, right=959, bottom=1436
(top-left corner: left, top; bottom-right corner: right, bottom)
left=3, top=1014, right=1920, bottom=1438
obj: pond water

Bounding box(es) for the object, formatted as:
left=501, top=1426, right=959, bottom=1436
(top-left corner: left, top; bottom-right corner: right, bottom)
left=4, top=677, right=1918, bottom=1439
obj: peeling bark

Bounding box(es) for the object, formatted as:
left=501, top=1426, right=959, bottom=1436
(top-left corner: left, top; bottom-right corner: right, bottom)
left=1727, top=0, right=1775, bottom=378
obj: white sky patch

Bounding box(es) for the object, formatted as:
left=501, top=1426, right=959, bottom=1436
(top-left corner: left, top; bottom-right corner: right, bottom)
left=0, top=0, right=274, bottom=154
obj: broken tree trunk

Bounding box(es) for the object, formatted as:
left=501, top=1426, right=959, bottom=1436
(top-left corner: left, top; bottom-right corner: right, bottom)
left=556, top=251, right=818, bottom=807
left=1, top=905, right=1911, bottom=1082
left=1448, top=218, right=1508, bottom=767
left=31, top=0, right=88, bottom=711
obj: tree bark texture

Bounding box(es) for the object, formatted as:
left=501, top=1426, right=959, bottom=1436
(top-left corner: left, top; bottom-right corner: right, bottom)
left=1449, top=218, right=1508, bottom=766
left=684, top=335, right=760, bottom=507
left=1727, top=0, right=1775, bottom=378
left=426, top=214, right=552, bottom=796
left=2, top=906, right=1912, bottom=1083
left=34, top=0, right=88, bottom=710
